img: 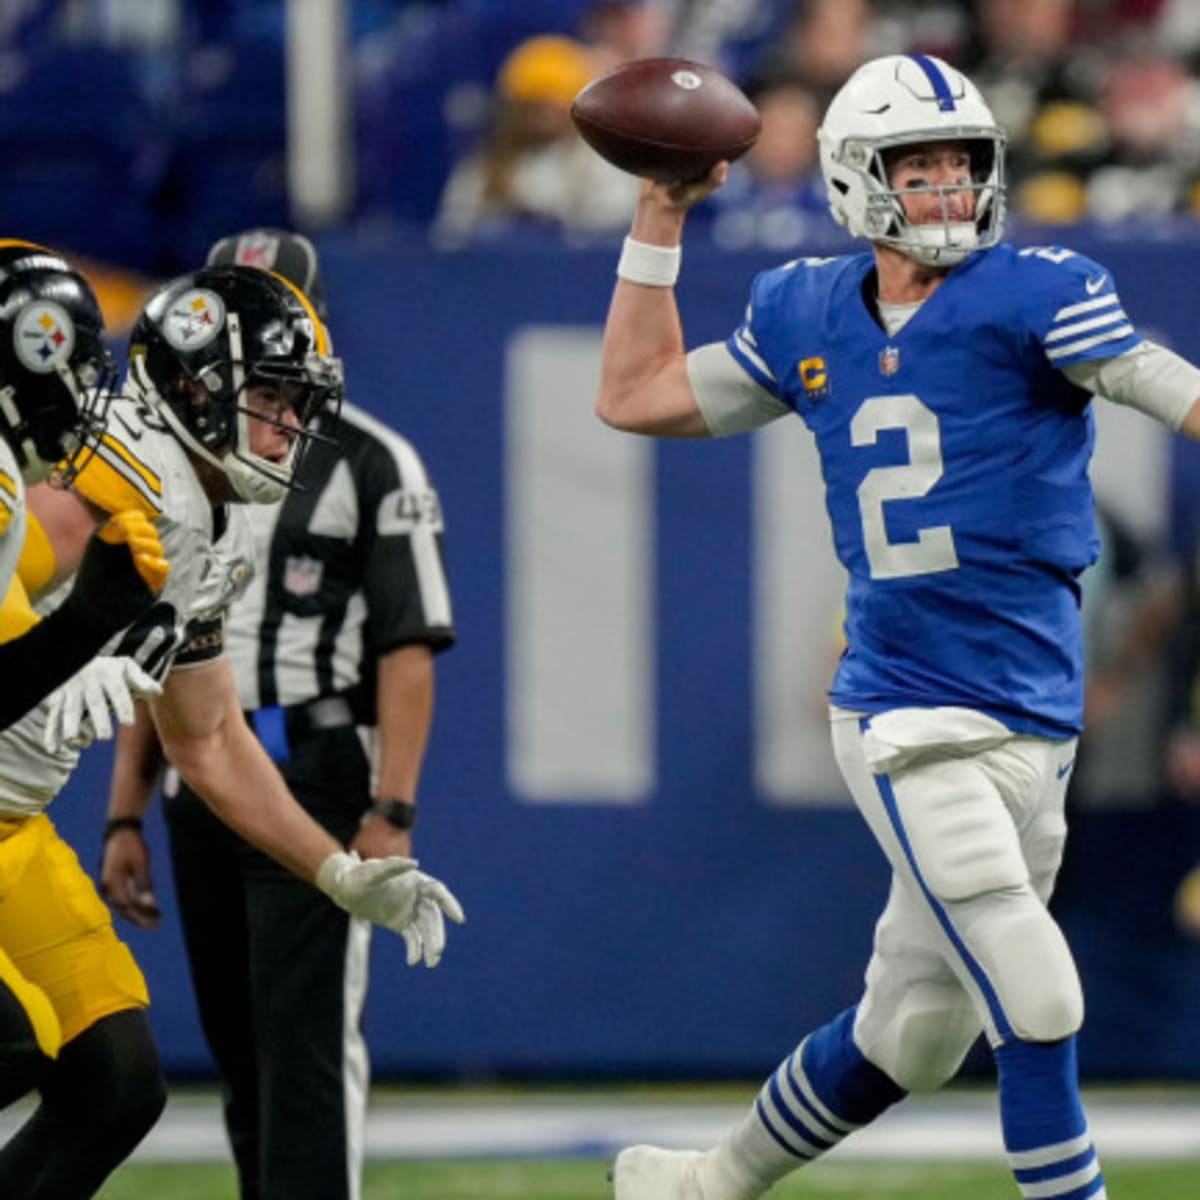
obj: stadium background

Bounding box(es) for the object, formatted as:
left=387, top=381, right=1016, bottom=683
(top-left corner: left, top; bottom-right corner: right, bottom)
left=4, top=0, right=1200, bottom=1086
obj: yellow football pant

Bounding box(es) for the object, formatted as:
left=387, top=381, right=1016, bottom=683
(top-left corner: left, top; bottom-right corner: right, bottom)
left=0, top=814, right=148, bottom=1053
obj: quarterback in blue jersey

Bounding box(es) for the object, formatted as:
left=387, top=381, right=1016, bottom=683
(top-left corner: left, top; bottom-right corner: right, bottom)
left=599, top=55, right=1200, bottom=1200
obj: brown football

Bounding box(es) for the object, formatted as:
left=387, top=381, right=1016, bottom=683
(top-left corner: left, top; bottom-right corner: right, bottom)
left=570, top=57, right=761, bottom=183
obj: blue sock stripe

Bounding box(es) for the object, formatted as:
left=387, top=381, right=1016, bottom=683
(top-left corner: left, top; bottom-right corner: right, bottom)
left=1008, top=1132, right=1093, bottom=1171
left=864, top=735, right=1012, bottom=1040
left=1014, top=1146, right=1097, bottom=1184
left=754, top=1096, right=816, bottom=1161
left=781, top=1054, right=852, bottom=1140
left=1016, top=1160, right=1102, bottom=1199
left=908, top=53, right=956, bottom=111
left=764, top=1074, right=834, bottom=1155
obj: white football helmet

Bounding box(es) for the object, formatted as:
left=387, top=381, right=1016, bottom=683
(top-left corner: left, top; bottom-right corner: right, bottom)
left=818, top=55, right=1006, bottom=266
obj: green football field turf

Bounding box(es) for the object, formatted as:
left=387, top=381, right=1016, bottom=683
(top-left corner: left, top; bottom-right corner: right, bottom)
left=95, top=1158, right=1198, bottom=1199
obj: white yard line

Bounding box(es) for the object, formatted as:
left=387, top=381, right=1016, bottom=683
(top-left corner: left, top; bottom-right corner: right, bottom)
left=2, top=1091, right=1191, bottom=1164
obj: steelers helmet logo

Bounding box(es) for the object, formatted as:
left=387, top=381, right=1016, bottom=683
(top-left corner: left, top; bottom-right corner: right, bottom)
left=162, top=288, right=225, bottom=351
left=14, top=300, right=76, bottom=374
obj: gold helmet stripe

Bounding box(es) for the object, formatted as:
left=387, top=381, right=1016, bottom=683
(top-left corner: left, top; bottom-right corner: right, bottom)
left=267, top=269, right=331, bottom=355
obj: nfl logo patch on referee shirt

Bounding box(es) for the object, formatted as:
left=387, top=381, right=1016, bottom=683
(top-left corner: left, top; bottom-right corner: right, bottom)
left=284, top=554, right=323, bottom=596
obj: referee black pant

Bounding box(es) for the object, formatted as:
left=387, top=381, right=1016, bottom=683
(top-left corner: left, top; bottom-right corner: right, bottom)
left=164, top=721, right=373, bottom=1200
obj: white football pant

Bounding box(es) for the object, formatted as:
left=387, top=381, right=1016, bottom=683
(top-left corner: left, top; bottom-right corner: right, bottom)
left=830, top=707, right=1084, bottom=1092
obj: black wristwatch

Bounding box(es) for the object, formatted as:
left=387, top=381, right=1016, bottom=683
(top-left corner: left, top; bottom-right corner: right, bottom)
left=368, top=798, right=419, bottom=831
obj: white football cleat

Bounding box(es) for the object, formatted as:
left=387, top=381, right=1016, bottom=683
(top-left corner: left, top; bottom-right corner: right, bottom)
left=611, top=1146, right=706, bottom=1199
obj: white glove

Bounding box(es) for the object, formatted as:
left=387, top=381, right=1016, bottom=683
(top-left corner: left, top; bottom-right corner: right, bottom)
left=42, top=657, right=162, bottom=754
left=315, top=851, right=465, bottom=967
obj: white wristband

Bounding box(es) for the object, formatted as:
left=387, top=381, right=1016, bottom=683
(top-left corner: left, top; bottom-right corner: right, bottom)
left=617, top=236, right=681, bottom=287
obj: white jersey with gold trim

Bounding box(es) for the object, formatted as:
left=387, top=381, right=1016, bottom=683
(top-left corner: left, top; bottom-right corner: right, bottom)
left=0, top=397, right=255, bottom=816
left=0, top=439, right=27, bottom=597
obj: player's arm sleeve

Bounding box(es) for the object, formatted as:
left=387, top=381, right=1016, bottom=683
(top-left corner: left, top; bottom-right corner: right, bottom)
left=1062, top=340, right=1200, bottom=431
left=687, top=342, right=790, bottom=437
left=0, top=571, right=135, bottom=730
left=361, top=435, right=455, bottom=655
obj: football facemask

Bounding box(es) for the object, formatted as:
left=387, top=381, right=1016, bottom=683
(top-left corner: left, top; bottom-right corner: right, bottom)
left=128, top=265, right=343, bottom=503
left=818, top=55, right=1007, bottom=266
left=0, top=240, right=116, bottom=486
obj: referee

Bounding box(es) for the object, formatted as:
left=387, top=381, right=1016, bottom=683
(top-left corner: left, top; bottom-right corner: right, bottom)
left=100, top=229, right=455, bottom=1200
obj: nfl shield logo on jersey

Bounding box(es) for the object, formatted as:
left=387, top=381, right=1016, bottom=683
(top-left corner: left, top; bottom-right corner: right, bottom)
left=879, top=345, right=901, bottom=376
left=284, top=554, right=323, bottom=597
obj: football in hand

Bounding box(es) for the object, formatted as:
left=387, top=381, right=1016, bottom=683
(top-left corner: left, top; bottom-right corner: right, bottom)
left=570, top=57, right=761, bottom=183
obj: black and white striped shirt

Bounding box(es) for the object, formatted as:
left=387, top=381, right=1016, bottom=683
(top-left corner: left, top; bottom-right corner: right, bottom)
left=225, top=402, right=455, bottom=719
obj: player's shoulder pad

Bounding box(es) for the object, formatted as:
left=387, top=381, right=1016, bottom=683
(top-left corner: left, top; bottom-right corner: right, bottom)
left=1006, top=243, right=1118, bottom=305
left=73, top=401, right=164, bottom=518
left=1001, top=243, right=1138, bottom=363
left=734, top=252, right=863, bottom=388
left=751, top=251, right=859, bottom=312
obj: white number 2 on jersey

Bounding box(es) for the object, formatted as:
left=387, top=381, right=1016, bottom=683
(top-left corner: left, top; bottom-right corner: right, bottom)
left=851, top=393, right=959, bottom=579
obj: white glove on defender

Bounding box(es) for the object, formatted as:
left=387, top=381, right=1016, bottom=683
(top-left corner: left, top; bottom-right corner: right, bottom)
left=42, top=657, right=162, bottom=754
left=315, top=851, right=465, bottom=967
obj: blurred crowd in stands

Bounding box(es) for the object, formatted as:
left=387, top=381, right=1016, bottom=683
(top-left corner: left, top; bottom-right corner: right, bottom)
left=7, top=0, right=1200, bottom=270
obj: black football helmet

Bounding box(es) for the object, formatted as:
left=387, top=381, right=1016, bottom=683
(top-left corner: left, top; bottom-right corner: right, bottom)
left=0, top=239, right=114, bottom=485
left=127, top=264, right=343, bottom=502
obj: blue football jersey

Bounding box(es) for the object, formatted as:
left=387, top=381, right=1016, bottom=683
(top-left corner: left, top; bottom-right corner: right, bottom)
left=727, top=243, right=1142, bottom=737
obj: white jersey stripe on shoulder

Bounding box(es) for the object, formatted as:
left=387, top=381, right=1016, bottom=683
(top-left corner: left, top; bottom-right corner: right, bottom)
left=1044, top=325, right=1135, bottom=361
left=1052, top=293, right=1119, bottom=322
left=734, top=328, right=777, bottom=381
left=1043, top=308, right=1128, bottom=344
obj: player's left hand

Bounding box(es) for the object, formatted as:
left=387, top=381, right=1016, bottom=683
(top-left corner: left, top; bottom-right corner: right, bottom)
left=315, top=850, right=465, bottom=967
left=42, top=656, right=162, bottom=754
